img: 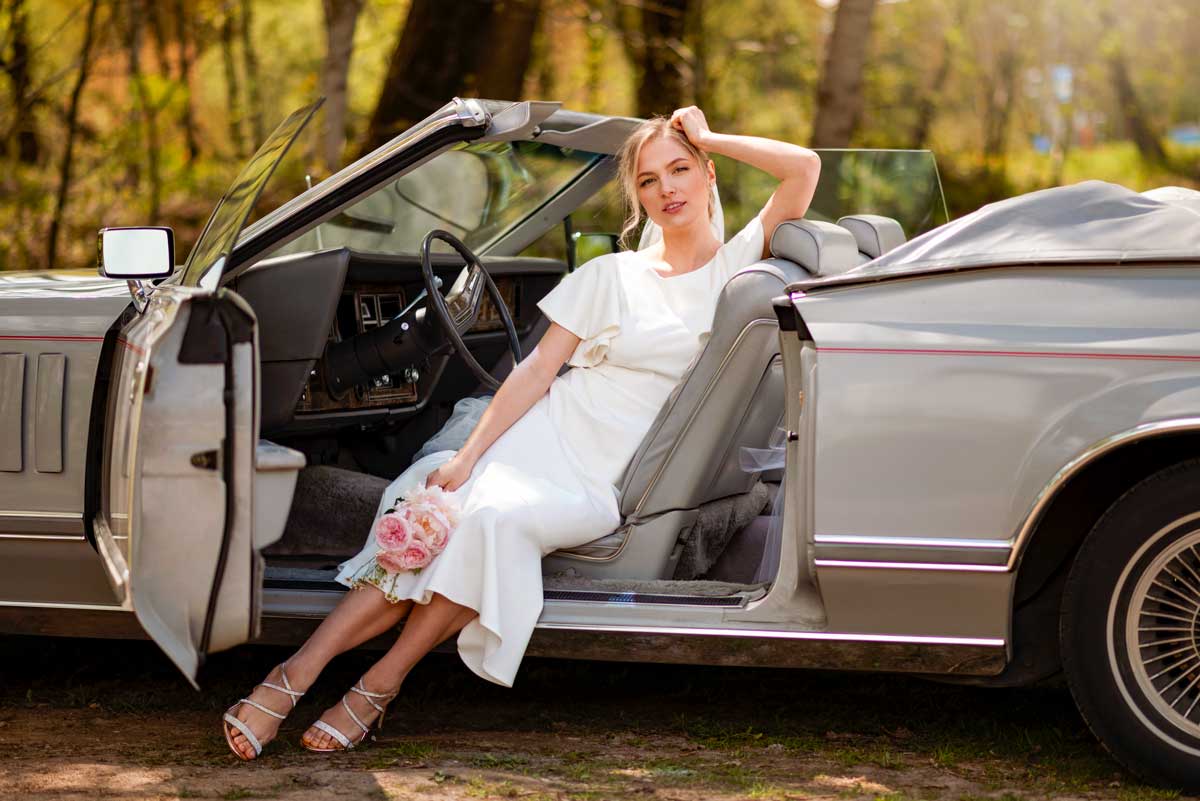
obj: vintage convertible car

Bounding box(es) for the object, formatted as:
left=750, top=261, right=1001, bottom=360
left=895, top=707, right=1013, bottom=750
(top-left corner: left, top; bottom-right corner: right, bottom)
left=3, top=98, right=1200, bottom=787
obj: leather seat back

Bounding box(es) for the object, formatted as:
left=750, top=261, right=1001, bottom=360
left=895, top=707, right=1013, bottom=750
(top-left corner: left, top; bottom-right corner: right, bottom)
left=616, top=260, right=800, bottom=522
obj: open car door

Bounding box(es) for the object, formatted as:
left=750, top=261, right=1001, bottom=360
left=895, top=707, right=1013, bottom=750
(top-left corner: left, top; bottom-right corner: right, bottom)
left=92, top=102, right=320, bottom=685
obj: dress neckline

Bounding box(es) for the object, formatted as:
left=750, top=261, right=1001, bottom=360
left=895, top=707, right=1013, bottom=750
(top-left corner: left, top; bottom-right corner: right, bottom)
left=632, top=243, right=723, bottom=281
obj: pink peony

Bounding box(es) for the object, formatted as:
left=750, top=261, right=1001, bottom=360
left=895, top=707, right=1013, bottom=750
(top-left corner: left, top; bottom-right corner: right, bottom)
left=376, top=549, right=410, bottom=574
left=396, top=539, right=433, bottom=570
left=374, top=512, right=415, bottom=552
left=374, top=485, right=458, bottom=576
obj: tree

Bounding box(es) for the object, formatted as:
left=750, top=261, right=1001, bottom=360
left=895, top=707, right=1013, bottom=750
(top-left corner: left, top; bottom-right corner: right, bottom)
left=811, top=0, right=878, bottom=147
left=1100, top=8, right=1167, bottom=168
left=319, top=0, right=364, bottom=172
left=476, top=0, right=541, bottom=99
left=361, top=0, right=541, bottom=155
left=616, top=0, right=695, bottom=117
left=1, top=0, right=39, bottom=164
left=47, top=0, right=101, bottom=268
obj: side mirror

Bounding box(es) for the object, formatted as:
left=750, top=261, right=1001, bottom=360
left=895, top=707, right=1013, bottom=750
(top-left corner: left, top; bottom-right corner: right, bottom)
left=97, top=227, right=176, bottom=279
left=572, top=232, right=619, bottom=266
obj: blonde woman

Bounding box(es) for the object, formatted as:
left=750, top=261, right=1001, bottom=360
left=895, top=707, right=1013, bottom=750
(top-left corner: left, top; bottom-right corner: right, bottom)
left=222, top=106, right=820, bottom=759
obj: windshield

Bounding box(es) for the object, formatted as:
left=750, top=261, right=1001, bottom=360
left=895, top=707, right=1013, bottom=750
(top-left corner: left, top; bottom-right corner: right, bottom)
left=271, top=140, right=600, bottom=258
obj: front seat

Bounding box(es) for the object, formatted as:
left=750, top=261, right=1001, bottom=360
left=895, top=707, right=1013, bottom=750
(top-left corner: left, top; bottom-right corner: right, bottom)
left=543, top=219, right=861, bottom=579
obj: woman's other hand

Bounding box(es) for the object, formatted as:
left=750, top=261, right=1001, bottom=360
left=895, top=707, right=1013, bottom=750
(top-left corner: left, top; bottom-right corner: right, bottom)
left=425, top=453, right=476, bottom=492
left=670, top=106, right=712, bottom=149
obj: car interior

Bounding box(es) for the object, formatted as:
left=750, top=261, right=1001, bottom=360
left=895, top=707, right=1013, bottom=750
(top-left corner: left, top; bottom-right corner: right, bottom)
left=224, top=138, right=910, bottom=607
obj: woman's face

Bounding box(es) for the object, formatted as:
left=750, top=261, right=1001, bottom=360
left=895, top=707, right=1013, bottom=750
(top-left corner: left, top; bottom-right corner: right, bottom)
left=635, top=135, right=715, bottom=234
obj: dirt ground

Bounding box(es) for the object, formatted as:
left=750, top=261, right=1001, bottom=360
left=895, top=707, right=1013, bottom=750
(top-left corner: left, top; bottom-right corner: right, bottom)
left=0, top=635, right=1191, bottom=801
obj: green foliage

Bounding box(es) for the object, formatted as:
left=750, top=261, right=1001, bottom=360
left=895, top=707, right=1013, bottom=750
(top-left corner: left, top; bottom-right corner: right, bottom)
left=1, top=0, right=1197, bottom=273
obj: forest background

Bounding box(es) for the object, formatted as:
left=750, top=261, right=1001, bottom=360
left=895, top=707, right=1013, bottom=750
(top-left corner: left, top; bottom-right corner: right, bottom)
left=1, top=0, right=1197, bottom=273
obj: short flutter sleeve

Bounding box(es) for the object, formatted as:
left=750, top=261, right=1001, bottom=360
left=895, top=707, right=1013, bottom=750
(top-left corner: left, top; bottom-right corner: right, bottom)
left=536, top=255, right=623, bottom=368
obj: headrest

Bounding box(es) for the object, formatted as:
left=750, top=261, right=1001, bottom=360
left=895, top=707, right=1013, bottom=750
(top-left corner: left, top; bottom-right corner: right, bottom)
left=837, top=214, right=907, bottom=259
left=769, top=219, right=862, bottom=277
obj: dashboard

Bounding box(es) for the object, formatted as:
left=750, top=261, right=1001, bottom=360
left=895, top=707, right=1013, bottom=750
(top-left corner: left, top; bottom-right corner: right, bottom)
left=294, top=278, right=519, bottom=414
left=231, top=248, right=561, bottom=434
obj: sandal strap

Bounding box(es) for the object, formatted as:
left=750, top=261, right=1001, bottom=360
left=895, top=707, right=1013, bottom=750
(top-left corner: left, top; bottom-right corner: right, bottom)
left=341, top=696, right=371, bottom=736
left=223, top=711, right=264, bottom=756
left=259, top=680, right=303, bottom=705
left=238, top=697, right=289, bottom=721
left=349, top=683, right=392, bottom=713
left=310, top=719, right=354, bottom=749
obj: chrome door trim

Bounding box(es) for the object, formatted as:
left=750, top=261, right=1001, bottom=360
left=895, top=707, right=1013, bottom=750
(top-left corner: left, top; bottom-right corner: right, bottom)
left=0, top=599, right=125, bottom=611
left=815, top=534, right=1011, bottom=549
left=534, top=620, right=1004, bottom=647
left=1011, top=417, right=1200, bottom=570
left=814, top=534, right=1013, bottom=567
left=0, top=510, right=85, bottom=535
left=0, top=533, right=85, bottom=541
left=814, top=558, right=1009, bottom=573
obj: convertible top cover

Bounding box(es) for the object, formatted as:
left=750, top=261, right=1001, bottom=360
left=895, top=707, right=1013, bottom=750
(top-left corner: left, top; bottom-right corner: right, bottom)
left=794, top=180, right=1200, bottom=290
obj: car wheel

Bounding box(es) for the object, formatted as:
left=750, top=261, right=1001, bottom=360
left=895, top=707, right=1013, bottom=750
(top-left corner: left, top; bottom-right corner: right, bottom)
left=1061, top=458, right=1200, bottom=790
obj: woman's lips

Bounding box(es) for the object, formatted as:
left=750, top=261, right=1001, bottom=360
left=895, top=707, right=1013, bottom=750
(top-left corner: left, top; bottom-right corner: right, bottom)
left=662, top=200, right=686, bottom=214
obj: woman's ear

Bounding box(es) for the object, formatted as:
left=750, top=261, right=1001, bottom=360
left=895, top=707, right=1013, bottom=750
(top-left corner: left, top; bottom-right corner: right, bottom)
left=706, top=158, right=716, bottom=184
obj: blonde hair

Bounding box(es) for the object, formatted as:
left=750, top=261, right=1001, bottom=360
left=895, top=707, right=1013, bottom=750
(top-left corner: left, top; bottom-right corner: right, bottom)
left=616, top=116, right=714, bottom=248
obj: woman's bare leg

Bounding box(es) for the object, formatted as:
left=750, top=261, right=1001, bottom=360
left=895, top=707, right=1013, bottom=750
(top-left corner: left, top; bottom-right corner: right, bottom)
left=301, top=592, right=477, bottom=750
left=227, top=584, right=412, bottom=759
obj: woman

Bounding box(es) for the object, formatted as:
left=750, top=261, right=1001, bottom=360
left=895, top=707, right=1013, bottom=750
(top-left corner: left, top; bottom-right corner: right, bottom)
left=222, top=106, right=820, bottom=759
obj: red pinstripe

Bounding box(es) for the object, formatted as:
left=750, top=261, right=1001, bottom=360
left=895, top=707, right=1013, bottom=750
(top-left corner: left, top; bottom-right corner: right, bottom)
left=817, top=346, right=1200, bottom=362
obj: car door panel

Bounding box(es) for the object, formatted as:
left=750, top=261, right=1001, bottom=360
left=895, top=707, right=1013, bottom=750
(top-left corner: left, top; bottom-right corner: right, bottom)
left=94, top=288, right=294, bottom=684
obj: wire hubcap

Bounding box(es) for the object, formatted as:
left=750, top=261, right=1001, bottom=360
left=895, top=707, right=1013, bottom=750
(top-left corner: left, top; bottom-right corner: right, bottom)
left=1127, top=532, right=1200, bottom=737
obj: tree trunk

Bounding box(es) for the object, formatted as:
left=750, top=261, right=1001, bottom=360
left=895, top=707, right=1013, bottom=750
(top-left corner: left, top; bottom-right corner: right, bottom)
left=475, top=0, right=541, bottom=100
left=319, top=0, right=364, bottom=172
left=360, top=0, right=496, bottom=155
left=635, top=0, right=690, bottom=117
left=221, top=2, right=246, bottom=157
left=1108, top=46, right=1167, bottom=167
left=239, top=0, right=265, bottom=146
left=583, top=0, right=606, bottom=111
left=3, top=0, right=40, bottom=164
left=173, top=0, right=200, bottom=165
left=128, top=0, right=162, bottom=220
left=909, top=27, right=952, bottom=150
left=811, top=0, right=878, bottom=147
left=981, top=47, right=1018, bottom=165
left=47, top=0, right=100, bottom=268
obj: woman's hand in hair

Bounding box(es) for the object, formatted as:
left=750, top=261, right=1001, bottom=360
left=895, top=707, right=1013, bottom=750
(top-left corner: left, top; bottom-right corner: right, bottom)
left=669, top=106, right=713, bottom=149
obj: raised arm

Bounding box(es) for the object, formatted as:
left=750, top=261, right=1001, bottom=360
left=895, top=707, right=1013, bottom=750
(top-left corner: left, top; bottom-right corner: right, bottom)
left=425, top=322, right=580, bottom=491
left=671, top=107, right=821, bottom=258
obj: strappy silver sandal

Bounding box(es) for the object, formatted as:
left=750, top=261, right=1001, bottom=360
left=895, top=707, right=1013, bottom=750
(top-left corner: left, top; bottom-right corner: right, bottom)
left=301, top=679, right=397, bottom=753
left=222, top=663, right=305, bottom=760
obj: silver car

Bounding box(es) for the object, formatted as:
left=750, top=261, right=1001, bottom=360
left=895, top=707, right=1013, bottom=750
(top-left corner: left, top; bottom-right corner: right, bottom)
left=3, top=98, right=1199, bottom=788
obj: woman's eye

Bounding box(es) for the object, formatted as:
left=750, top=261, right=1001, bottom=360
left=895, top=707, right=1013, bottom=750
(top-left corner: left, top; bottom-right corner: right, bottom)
left=639, top=178, right=655, bottom=188
left=674, top=165, right=689, bottom=173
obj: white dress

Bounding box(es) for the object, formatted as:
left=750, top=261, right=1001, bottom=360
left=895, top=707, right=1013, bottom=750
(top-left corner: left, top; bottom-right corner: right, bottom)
left=336, top=216, right=767, bottom=686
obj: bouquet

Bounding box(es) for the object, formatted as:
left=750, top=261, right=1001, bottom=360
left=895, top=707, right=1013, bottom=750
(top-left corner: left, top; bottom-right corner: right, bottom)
left=373, top=484, right=460, bottom=574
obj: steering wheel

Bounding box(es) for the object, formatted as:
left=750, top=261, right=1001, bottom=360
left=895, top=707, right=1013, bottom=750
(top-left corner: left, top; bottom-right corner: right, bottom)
left=420, top=229, right=522, bottom=392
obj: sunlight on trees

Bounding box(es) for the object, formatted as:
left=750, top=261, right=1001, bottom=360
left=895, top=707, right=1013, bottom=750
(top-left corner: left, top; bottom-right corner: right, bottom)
left=0, top=0, right=1195, bottom=272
